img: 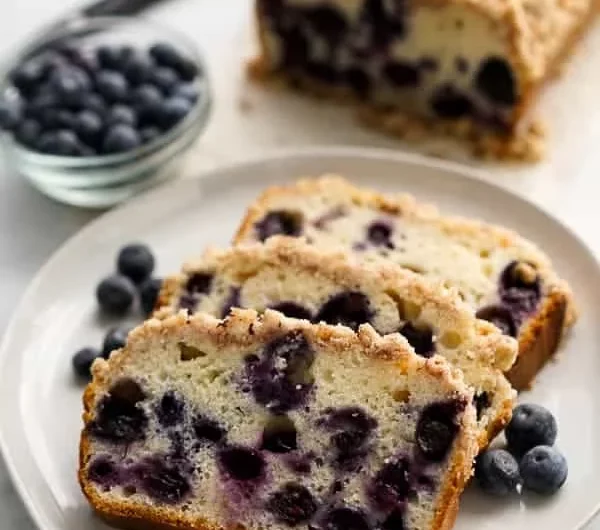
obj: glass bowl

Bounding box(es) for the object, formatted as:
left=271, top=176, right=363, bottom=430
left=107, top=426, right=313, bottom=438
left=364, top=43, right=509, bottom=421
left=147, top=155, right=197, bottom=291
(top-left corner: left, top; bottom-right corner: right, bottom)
left=0, top=16, right=212, bottom=209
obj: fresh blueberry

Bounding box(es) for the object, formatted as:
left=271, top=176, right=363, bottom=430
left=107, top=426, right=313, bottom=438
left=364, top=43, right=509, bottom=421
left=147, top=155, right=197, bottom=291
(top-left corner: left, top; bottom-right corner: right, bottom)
left=475, top=448, right=521, bottom=496
left=315, top=291, right=372, bottom=331
left=149, top=42, right=198, bottom=81
left=156, top=96, right=191, bottom=130
left=150, top=67, right=179, bottom=95
left=72, top=347, right=103, bottom=379
left=140, top=277, right=162, bottom=316
left=36, top=108, right=71, bottom=130
left=11, top=59, right=50, bottom=95
left=505, top=404, right=557, bottom=455
left=139, top=126, right=161, bottom=144
left=369, top=456, right=411, bottom=508
left=24, top=91, right=59, bottom=119
left=133, top=83, right=163, bottom=119
left=476, top=304, right=517, bottom=337
left=102, top=326, right=132, bottom=358
left=97, top=45, right=133, bottom=70
left=96, top=274, right=136, bottom=315
left=117, top=244, right=155, bottom=283
left=261, top=416, right=298, bottom=453
left=193, top=415, right=226, bottom=443
left=321, top=506, right=371, bottom=530
left=398, top=322, right=434, bottom=358
left=156, top=391, right=185, bottom=427
left=218, top=446, right=265, bottom=481
left=78, top=92, right=107, bottom=114
left=122, top=52, right=153, bottom=85
left=107, top=104, right=137, bottom=127
left=95, top=70, right=129, bottom=102
left=269, top=302, right=312, bottom=321
left=520, top=446, right=567, bottom=495
left=172, top=83, right=199, bottom=103
left=74, top=110, right=103, bottom=143
left=416, top=400, right=465, bottom=462
left=37, top=130, right=82, bottom=156
left=266, top=483, right=318, bottom=525
left=255, top=211, right=302, bottom=241
left=103, top=124, right=141, bottom=153
left=14, top=118, right=41, bottom=147
left=383, top=61, right=421, bottom=87
left=430, top=84, right=473, bottom=119
left=137, top=457, right=190, bottom=503
left=475, top=57, right=517, bottom=106
left=0, top=100, right=21, bottom=131
left=88, top=378, right=147, bottom=443
left=50, top=66, right=92, bottom=104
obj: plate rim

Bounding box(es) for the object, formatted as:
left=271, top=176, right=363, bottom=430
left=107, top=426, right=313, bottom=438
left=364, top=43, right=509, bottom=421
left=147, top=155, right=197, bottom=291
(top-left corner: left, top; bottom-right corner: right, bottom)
left=1, top=145, right=599, bottom=530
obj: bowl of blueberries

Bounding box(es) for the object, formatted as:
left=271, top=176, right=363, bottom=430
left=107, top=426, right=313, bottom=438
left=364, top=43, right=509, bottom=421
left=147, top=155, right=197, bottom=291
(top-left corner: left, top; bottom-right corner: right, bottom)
left=0, top=16, right=211, bottom=208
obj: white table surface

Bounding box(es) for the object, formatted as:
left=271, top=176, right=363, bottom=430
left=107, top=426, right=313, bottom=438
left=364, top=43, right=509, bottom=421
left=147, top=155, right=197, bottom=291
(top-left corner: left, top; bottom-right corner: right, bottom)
left=1, top=0, right=599, bottom=528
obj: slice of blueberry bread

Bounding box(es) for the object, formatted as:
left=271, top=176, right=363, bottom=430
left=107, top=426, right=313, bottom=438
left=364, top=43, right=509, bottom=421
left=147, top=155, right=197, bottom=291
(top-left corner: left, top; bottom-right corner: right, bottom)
left=250, top=0, right=598, bottom=160
left=234, top=176, right=575, bottom=391
left=79, top=309, right=478, bottom=530
left=156, top=237, right=516, bottom=446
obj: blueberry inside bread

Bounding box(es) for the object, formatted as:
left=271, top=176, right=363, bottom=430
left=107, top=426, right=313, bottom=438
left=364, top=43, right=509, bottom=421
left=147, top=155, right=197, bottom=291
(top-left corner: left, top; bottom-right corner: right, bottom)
left=233, top=176, right=575, bottom=390
left=157, top=237, right=516, bottom=445
left=80, top=310, right=478, bottom=530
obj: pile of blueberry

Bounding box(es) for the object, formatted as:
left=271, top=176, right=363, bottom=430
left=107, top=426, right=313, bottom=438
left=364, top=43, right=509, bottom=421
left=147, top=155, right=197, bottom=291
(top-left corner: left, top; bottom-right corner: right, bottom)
left=475, top=404, right=567, bottom=496
left=72, top=243, right=162, bottom=380
left=0, top=42, right=202, bottom=156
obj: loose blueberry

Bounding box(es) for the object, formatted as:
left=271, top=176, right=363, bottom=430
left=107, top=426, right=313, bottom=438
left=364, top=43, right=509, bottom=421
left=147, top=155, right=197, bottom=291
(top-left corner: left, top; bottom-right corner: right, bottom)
left=140, top=277, right=162, bottom=316
left=475, top=304, right=517, bottom=337
left=505, top=404, right=557, bottom=455
left=137, top=457, right=191, bottom=503
left=520, top=446, right=567, bottom=495
left=74, top=110, right=103, bottom=144
left=416, top=400, right=465, bottom=462
left=50, top=66, right=92, bottom=104
left=88, top=378, right=147, bottom=443
left=78, top=92, right=107, bottom=114
left=150, top=43, right=198, bottom=81
left=255, top=211, right=303, bottom=241
left=475, top=448, right=521, bottom=496
left=475, top=57, right=517, bottom=106
left=97, top=45, right=133, bottom=70
left=430, top=84, right=472, bottom=119
left=270, top=302, right=312, bottom=321
left=37, top=129, right=83, bottom=156
left=107, top=104, right=137, bottom=127
left=322, top=506, right=371, bottom=530
left=218, top=446, right=265, bottom=481
left=102, top=326, right=132, bottom=358
left=14, top=119, right=41, bottom=147
left=156, top=96, right=191, bottom=130
left=117, top=243, right=155, bottom=284
left=262, top=416, right=298, bottom=453
left=38, top=108, right=75, bottom=130
left=370, top=456, right=411, bottom=508
left=398, top=322, right=434, bottom=358
left=315, top=292, right=371, bottom=331
left=95, top=70, right=129, bottom=102
left=157, top=391, right=185, bottom=427
left=140, top=126, right=161, bottom=144
left=193, top=415, right=226, bottom=443
left=133, top=83, right=163, bottom=117
left=96, top=274, right=136, bottom=315
left=383, top=61, right=421, bottom=87
left=103, top=124, right=141, bottom=153
left=11, top=59, right=49, bottom=95
left=150, top=67, right=179, bottom=95
left=72, top=347, right=103, bottom=379
left=186, top=272, right=213, bottom=295
left=25, top=90, right=59, bottom=118
left=0, top=100, right=20, bottom=130
left=172, top=83, right=199, bottom=103
left=267, top=482, right=318, bottom=525
left=122, top=52, right=153, bottom=85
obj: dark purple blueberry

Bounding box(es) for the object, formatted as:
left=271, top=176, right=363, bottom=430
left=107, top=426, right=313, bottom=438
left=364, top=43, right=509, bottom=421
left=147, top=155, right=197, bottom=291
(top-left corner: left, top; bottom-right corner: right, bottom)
left=220, top=287, right=241, bottom=318
left=474, top=391, right=490, bottom=421
left=37, top=129, right=83, bottom=156
left=218, top=446, right=265, bottom=481
left=380, top=509, right=406, bottom=530
left=280, top=26, right=309, bottom=68
left=398, top=322, right=434, bottom=358
left=245, top=331, right=315, bottom=413
left=157, top=391, right=185, bottom=427
left=78, top=92, right=107, bottom=114
left=38, top=108, right=75, bottom=130
left=505, top=403, right=557, bottom=456
left=150, top=67, right=179, bottom=95
left=369, top=457, right=411, bottom=509
left=322, top=506, right=371, bottom=530
left=97, top=45, right=131, bottom=70
left=262, top=416, right=298, bottom=453
left=140, top=126, right=161, bottom=144
left=117, top=243, right=155, bottom=284
left=383, top=61, right=420, bottom=87
left=10, top=59, right=49, bottom=95
left=267, top=483, right=318, bottom=525
left=305, top=6, right=348, bottom=43
left=88, top=457, right=120, bottom=487
left=133, top=83, right=163, bottom=118
left=96, top=273, right=136, bottom=316
left=315, top=291, right=372, bottom=331
left=137, top=457, right=191, bottom=503
left=475, top=304, right=517, bottom=337
left=102, top=326, right=132, bottom=358
left=367, top=221, right=394, bottom=248
left=140, top=277, right=163, bottom=316
left=415, top=400, right=466, bottom=462
left=498, top=261, right=541, bottom=319
left=270, top=302, right=312, bottom=321
left=14, top=119, right=41, bottom=147
left=193, top=415, right=226, bottom=443
left=475, top=57, right=517, bottom=106
left=186, top=272, right=213, bottom=295
left=88, top=378, right=148, bottom=443
left=255, top=211, right=303, bottom=241
left=107, top=104, right=138, bottom=127
left=74, top=110, right=103, bottom=144
left=345, top=67, right=371, bottom=99
left=156, top=96, right=191, bottom=130
left=122, top=52, right=153, bottom=85
left=475, top=448, right=521, bottom=496
left=305, top=61, right=339, bottom=84
left=149, top=43, right=198, bottom=80
left=72, top=346, right=103, bottom=380
left=24, top=90, right=60, bottom=118
left=520, top=445, right=567, bottom=495
left=430, top=84, right=472, bottom=119
left=50, top=66, right=92, bottom=103
left=172, top=83, right=199, bottom=103
left=95, top=70, right=129, bottom=102
left=103, top=124, right=141, bottom=153
left=0, top=100, right=20, bottom=131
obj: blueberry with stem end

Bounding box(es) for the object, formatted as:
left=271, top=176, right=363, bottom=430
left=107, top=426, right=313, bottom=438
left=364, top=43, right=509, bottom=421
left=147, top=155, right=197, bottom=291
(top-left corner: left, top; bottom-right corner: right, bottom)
left=505, top=403, right=557, bottom=455
left=520, top=445, right=567, bottom=495
left=475, top=448, right=521, bottom=496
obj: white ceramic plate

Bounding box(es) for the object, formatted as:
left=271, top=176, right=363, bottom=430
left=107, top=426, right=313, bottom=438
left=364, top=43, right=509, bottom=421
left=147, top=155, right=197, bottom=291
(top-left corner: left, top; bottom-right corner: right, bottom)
left=1, top=148, right=599, bottom=530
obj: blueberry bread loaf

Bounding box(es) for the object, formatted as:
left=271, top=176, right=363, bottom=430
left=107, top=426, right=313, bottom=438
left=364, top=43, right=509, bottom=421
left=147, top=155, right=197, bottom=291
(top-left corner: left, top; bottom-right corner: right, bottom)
left=79, top=309, right=478, bottom=530
left=156, top=237, right=516, bottom=446
left=234, top=176, right=575, bottom=391
left=250, top=0, right=598, bottom=160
